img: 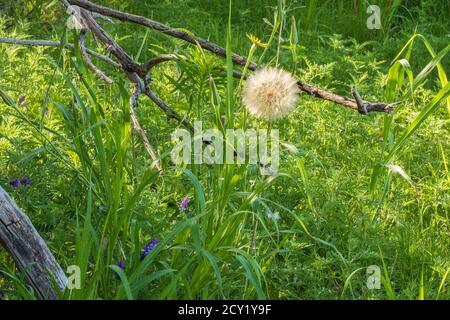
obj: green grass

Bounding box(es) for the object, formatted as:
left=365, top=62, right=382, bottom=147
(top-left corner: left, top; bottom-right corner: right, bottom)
left=0, top=0, right=449, bottom=300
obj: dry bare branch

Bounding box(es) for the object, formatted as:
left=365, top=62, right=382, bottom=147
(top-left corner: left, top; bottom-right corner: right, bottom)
left=130, top=85, right=162, bottom=171
left=65, top=0, right=393, bottom=115
left=141, top=53, right=183, bottom=72
left=3, top=1, right=394, bottom=115
left=143, top=86, right=193, bottom=131
left=0, top=37, right=120, bottom=68
left=76, top=8, right=141, bottom=74
left=67, top=0, right=256, bottom=70
left=78, top=28, right=114, bottom=84
left=298, top=81, right=393, bottom=114
left=0, top=186, right=67, bottom=299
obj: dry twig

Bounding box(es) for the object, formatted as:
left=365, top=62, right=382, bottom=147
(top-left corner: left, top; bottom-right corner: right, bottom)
left=0, top=37, right=120, bottom=67
left=130, top=84, right=162, bottom=171
left=78, top=28, right=114, bottom=84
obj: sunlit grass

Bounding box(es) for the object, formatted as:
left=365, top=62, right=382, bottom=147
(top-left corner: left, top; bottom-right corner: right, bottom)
left=0, top=0, right=449, bottom=300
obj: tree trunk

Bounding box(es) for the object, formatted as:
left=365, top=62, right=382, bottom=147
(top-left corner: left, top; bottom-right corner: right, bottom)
left=0, top=186, right=67, bottom=299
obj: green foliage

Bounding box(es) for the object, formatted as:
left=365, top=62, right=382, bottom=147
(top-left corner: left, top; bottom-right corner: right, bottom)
left=0, top=0, right=449, bottom=300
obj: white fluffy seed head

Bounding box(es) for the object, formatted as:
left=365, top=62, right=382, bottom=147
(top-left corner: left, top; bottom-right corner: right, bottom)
left=242, top=67, right=299, bottom=120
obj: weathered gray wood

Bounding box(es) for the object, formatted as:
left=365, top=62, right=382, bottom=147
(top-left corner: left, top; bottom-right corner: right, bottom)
left=0, top=186, right=67, bottom=299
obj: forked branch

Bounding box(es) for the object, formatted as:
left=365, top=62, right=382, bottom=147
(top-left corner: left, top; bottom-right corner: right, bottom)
left=65, top=0, right=393, bottom=115
left=1, top=1, right=393, bottom=115
left=0, top=37, right=120, bottom=67
left=78, top=28, right=113, bottom=84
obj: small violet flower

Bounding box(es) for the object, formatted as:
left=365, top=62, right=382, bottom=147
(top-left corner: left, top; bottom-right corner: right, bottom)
left=179, top=196, right=190, bottom=211
left=9, top=178, right=30, bottom=188
left=20, top=178, right=31, bottom=187
left=115, top=260, right=126, bottom=279
left=9, top=179, right=21, bottom=188
left=140, top=238, right=159, bottom=261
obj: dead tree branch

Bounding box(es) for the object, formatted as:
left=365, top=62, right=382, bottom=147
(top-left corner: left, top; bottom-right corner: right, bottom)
left=0, top=37, right=120, bottom=68
left=298, top=81, right=393, bottom=113
left=76, top=7, right=193, bottom=125
left=75, top=8, right=140, bottom=74
left=2, top=2, right=393, bottom=115
left=0, top=186, right=67, bottom=299
left=130, top=84, right=162, bottom=171
left=78, top=28, right=114, bottom=84
left=143, top=86, right=193, bottom=131
left=141, top=53, right=184, bottom=72
left=65, top=0, right=393, bottom=114
left=67, top=0, right=256, bottom=70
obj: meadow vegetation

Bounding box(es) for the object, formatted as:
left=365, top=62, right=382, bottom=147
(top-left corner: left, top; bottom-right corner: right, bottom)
left=0, top=0, right=449, bottom=299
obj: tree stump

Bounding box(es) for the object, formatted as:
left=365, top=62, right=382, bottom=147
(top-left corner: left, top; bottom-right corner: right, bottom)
left=0, top=186, right=67, bottom=299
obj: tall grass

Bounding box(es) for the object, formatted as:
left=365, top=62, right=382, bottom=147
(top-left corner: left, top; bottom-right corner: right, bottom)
left=370, top=33, right=450, bottom=203
left=0, top=0, right=449, bottom=300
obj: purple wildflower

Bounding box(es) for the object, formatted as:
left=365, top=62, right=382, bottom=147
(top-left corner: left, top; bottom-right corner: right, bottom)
left=115, top=260, right=126, bottom=279
left=9, top=179, right=21, bottom=188
left=140, top=238, right=159, bottom=261
left=20, top=178, right=31, bottom=186
left=179, top=196, right=190, bottom=211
